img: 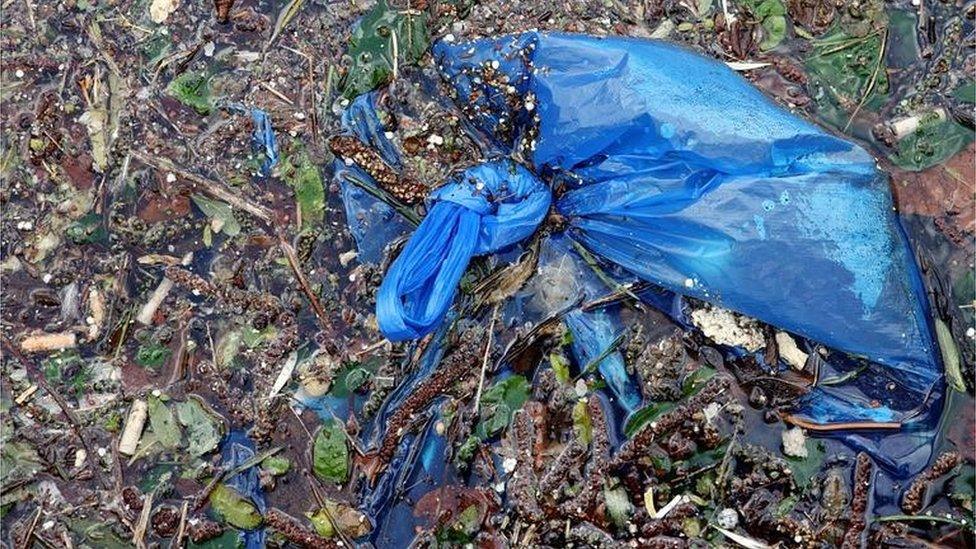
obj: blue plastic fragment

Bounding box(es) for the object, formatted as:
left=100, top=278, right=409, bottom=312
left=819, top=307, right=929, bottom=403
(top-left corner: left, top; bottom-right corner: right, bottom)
left=336, top=162, right=415, bottom=264
left=250, top=108, right=278, bottom=176
left=341, top=92, right=402, bottom=168
left=220, top=431, right=267, bottom=549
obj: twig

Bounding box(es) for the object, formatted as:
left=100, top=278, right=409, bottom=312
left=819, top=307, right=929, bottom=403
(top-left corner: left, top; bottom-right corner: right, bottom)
left=172, top=501, right=189, bottom=548
left=844, top=28, right=888, bottom=132
left=472, top=305, right=499, bottom=414
left=130, top=151, right=275, bottom=223
left=873, top=514, right=970, bottom=527
left=277, top=232, right=331, bottom=332
left=571, top=240, right=642, bottom=308
left=259, top=81, right=295, bottom=105
left=132, top=490, right=155, bottom=549
left=574, top=331, right=626, bottom=380
left=21, top=507, right=42, bottom=548
left=225, top=447, right=284, bottom=478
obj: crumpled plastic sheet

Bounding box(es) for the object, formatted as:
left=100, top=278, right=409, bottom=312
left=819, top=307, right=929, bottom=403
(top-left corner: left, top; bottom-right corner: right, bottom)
left=220, top=430, right=267, bottom=549
left=527, top=234, right=643, bottom=413
left=337, top=163, right=415, bottom=264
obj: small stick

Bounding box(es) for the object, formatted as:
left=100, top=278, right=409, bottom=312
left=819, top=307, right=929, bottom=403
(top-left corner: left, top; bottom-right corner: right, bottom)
left=259, top=81, right=294, bottom=105
left=472, top=306, right=499, bottom=414
left=14, top=384, right=38, bottom=405
left=130, top=151, right=274, bottom=224
left=173, top=500, right=189, bottom=548
left=132, top=490, right=154, bottom=549
left=277, top=232, right=331, bottom=332
left=21, top=507, right=42, bottom=548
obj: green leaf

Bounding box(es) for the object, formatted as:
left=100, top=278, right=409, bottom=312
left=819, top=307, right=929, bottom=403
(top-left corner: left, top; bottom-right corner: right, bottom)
left=215, top=329, right=243, bottom=369
left=572, top=399, right=592, bottom=444
left=954, top=80, right=975, bottom=103
left=281, top=151, right=325, bottom=231
left=775, top=494, right=800, bottom=517
left=307, top=500, right=372, bottom=538
left=313, top=419, right=349, bottom=484
left=624, top=402, right=675, bottom=438
left=241, top=325, right=276, bottom=348
left=136, top=341, right=171, bottom=370
left=890, top=116, right=974, bottom=171
left=166, top=71, right=213, bottom=115
left=550, top=352, right=571, bottom=383
left=262, top=455, right=290, bottom=476
left=67, top=520, right=132, bottom=549
left=137, top=463, right=175, bottom=493
left=209, top=484, right=263, bottom=530
left=343, top=0, right=430, bottom=99
left=0, top=441, right=43, bottom=484
left=175, top=397, right=224, bottom=457
left=41, top=351, right=90, bottom=397
left=191, top=195, right=241, bottom=236
left=948, top=464, right=974, bottom=512
left=66, top=212, right=108, bottom=245
left=935, top=319, right=965, bottom=393
left=682, top=366, right=716, bottom=397
left=478, top=375, right=531, bottom=437
left=760, top=15, right=787, bottom=50
left=147, top=396, right=181, bottom=449
left=344, top=367, right=371, bottom=393
left=268, top=0, right=306, bottom=47
left=786, top=439, right=827, bottom=488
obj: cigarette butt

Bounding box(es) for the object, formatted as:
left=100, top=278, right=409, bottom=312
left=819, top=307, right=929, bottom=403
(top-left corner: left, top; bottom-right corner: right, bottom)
left=20, top=332, right=77, bottom=353
left=119, top=399, right=148, bottom=456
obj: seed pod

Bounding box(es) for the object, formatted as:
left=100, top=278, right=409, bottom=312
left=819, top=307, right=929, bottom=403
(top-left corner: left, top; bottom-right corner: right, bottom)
left=214, top=0, right=234, bottom=23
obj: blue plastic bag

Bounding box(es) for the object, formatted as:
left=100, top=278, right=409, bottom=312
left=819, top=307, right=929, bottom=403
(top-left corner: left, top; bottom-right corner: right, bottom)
left=373, top=32, right=939, bottom=391
left=349, top=32, right=941, bottom=432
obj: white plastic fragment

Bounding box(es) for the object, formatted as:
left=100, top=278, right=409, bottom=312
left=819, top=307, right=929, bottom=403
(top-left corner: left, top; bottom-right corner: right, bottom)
left=502, top=457, right=518, bottom=474
left=781, top=427, right=809, bottom=458
left=338, top=249, right=359, bottom=267
left=726, top=61, right=771, bottom=71
left=268, top=352, right=298, bottom=398
left=149, top=0, right=180, bottom=23
left=653, top=494, right=691, bottom=519
left=775, top=331, right=808, bottom=370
